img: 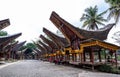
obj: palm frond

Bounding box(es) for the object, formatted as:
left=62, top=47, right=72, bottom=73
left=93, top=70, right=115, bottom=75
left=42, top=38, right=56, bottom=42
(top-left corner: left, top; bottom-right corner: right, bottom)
left=106, top=0, right=120, bottom=24
left=96, top=20, right=106, bottom=26
left=107, top=8, right=115, bottom=20
left=115, top=10, right=120, bottom=24
left=98, top=9, right=108, bottom=16
left=82, top=20, right=89, bottom=28
left=80, top=5, right=107, bottom=30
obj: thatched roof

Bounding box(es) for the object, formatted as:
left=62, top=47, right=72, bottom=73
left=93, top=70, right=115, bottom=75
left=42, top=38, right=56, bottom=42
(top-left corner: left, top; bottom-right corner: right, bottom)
left=43, top=27, right=70, bottom=48
left=40, top=35, right=58, bottom=49
left=38, top=40, right=52, bottom=53
left=3, top=41, right=18, bottom=52
left=35, top=43, right=47, bottom=54
left=12, top=41, right=26, bottom=51
left=0, top=19, right=10, bottom=30
left=0, top=33, right=22, bottom=45
left=50, top=11, right=114, bottom=41
left=33, top=48, right=41, bottom=54
left=75, top=24, right=114, bottom=40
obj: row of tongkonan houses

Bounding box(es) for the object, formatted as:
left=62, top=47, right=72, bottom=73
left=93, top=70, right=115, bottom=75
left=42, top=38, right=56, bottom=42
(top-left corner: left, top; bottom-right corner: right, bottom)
left=36, top=11, right=120, bottom=70
left=0, top=19, right=26, bottom=61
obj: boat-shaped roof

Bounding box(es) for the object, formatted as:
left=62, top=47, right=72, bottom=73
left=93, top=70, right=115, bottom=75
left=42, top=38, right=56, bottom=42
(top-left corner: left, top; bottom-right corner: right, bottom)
left=40, top=35, right=59, bottom=49
left=43, top=27, right=70, bottom=48
left=0, top=19, right=10, bottom=30
left=50, top=11, right=114, bottom=41
left=12, top=41, right=26, bottom=51
left=0, top=33, right=22, bottom=45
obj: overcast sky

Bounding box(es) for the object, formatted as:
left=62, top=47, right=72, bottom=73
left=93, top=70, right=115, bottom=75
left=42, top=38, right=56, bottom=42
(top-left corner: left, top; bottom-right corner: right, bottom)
left=1, top=0, right=120, bottom=45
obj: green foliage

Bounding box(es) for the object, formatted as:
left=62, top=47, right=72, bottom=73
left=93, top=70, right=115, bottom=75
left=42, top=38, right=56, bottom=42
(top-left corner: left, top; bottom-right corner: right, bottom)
left=119, top=67, right=120, bottom=70
left=98, top=64, right=112, bottom=73
left=0, top=31, right=8, bottom=36
left=98, top=64, right=120, bottom=74
left=105, top=0, right=119, bottom=6
left=80, top=5, right=107, bottom=30
left=20, top=42, right=37, bottom=56
left=111, top=67, right=120, bottom=74
left=26, top=43, right=36, bottom=49
left=20, top=42, right=36, bottom=51
left=118, top=56, right=120, bottom=60
left=19, top=45, right=27, bottom=51
left=24, top=48, right=33, bottom=54
left=105, top=0, right=120, bottom=24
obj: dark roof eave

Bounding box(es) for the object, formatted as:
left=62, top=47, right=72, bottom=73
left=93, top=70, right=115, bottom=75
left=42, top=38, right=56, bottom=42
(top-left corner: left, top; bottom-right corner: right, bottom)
left=50, top=11, right=114, bottom=41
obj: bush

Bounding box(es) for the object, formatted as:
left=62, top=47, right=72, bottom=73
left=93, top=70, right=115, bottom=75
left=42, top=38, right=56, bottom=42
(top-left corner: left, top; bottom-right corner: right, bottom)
left=97, top=64, right=120, bottom=74
left=97, top=64, right=112, bottom=73
left=111, top=68, right=120, bottom=74
left=118, top=67, right=120, bottom=70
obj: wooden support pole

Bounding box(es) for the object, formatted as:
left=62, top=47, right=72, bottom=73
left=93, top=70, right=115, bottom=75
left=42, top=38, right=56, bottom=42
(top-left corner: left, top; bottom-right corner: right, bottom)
left=80, top=53, right=83, bottom=63
left=79, top=53, right=81, bottom=61
left=115, top=51, right=118, bottom=68
left=90, top=50, right=92, bottom=62
left=73, top=53, right=75, bottom=61
left=91, top=48, right=94, bottom=70
left=91, top=51, right=94, bottom=63
left=98, top=50, right=101, bottom=62
left=83, top=51, right=86, bottom=62
left=68, top=54, right=70, bottom=61
left=104, top=50, right=107, bottom=63
left=90, top=47, right=94, bottom=63
left=75, top=53, right=77, bottom=61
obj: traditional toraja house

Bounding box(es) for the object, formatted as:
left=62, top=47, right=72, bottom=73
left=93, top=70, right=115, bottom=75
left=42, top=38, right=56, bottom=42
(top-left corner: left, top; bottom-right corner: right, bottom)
left=40, top=35, right=59, bottom=62
left=38, top=40, right=54, bottom=60
left=0, top=19, right=24, bottom=61
left=3, top=41, right=18, bottom=60
left=31, top=49, right=38, bottom=59
left=43, top=27, right=69, bottom=49
left=36, top=43, right=47, bottom=54
left=38, top=40, right=52, bottom=54
left=19, top=48, right=27, bottom=60
left=3, top=41, right=18, bottom=53
left=0, top=19, right=10, bottom=30
left=11, top=41, right=26, bottom=59
left=0, top=33, right=22, bottom=45
left=43, top=28, right=70, bottom=63
left=0, top=33, right=22, bottom=55
left=35, top=42, right=48, bottom=60
left=40, top=35, right=59, bottom=51
left=32, top=48, right=42, bottom=59
left=47, top=11, right=120, bottom=69
left=50, top=11, right=114, bottom=40
left=12, top=41, right=26, bottom=52
left=0, top=33, right=22, bottom=60
left=0, top=18, right=19, bottom=61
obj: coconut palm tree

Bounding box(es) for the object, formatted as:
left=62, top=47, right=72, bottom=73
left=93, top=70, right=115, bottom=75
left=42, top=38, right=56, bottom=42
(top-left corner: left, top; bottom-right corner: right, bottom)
left=80, top=5, right=107, bottom=30
left=105, top=0, right=120, bottom=24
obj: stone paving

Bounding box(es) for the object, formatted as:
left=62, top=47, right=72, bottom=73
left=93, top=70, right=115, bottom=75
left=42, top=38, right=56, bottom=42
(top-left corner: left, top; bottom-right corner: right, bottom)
left=0, top=60, right=119, bottom=77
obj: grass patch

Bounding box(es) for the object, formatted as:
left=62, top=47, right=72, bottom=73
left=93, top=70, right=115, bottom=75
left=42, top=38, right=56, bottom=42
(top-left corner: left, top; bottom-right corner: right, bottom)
left=97, top=64, right=120, bottom=74
left=117, top=56, right=120, bottom=60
